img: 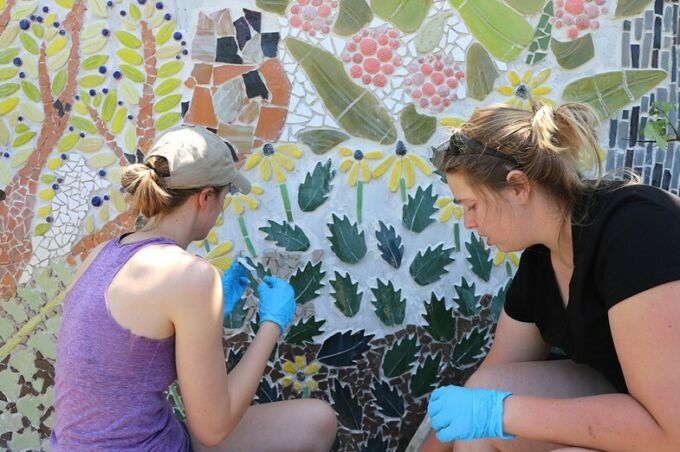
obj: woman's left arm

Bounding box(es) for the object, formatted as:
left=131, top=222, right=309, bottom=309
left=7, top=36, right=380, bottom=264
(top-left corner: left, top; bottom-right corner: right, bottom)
left=502, top=280, right=680, bottom=451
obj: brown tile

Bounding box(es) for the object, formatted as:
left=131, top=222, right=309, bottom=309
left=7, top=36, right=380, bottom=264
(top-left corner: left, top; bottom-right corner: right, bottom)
left=212, top=9, right=235, bottom=36
left=217, top=122, right=254, bottom=156
left=191, top=63, right=213, bottom=85
left=254, top=105, right=287, bottom=143
left=239, top=99, right=260, bottom=124
left=196, top=12, right=215, bottom=34
left=184, top=87, right=218, bottom=128
left=184, top=77, right=197, bottom=89
left=258, top=59, right=290, bottom=107
left=213, top=64, right=257, bottom=85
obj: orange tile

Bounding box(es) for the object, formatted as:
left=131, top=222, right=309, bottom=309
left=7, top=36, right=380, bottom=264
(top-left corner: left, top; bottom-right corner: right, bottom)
left=184, top=87, right=218, bottom=128
left=184, top=77, right=197, bottom=89
left=254, top=105, right=287, bottom=143
left=258, top=59, right=291, bottom=107
left=217, top=122, right=254, bottom=156
left=213, top=64, right=256, bottom=86
left=191, top=63, right=213, bottom=85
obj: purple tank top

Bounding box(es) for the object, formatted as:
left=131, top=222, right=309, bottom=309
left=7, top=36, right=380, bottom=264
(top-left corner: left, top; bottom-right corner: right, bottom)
left=50, top=235, right=191, bottom=451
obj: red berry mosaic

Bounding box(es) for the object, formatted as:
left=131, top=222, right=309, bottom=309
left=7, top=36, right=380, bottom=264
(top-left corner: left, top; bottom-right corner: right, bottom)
left=288, top=0, right=339, bottom=37
left=342, top=26, right=403, bottom=89
left=551, top=0, right=609, bottom=40
left=404, top=52, right=464, bottom=113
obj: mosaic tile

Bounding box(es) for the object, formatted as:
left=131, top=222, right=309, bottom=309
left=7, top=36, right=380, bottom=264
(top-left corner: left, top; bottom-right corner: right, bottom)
left=213, top=79, right=246, bottom=123
left=233, top=16, right=252, bottom=50
left=216, top=36, right=242, bottom=64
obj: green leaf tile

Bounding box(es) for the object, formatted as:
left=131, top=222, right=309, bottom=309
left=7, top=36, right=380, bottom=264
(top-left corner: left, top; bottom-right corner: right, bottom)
left=409, top=244, right=455, bottom=286
left=371, top=378, right=405, bottom=417
left=375, top=221, right=404, bottom=269
left=451, top=326, right=488, bottom=368
left=330, top=379, right=363, bottom=430
left=449, top=0, right=533, bottom=61
left=525, top=1, right=553, bottom=65
left=551, top=33, right=594, bottom=70
left=289, top=261, right=326, bottom=305
left=0, top=83, right=20, bottom=98
left=400, top=104, right=436, bottom=145
left=504, top=0, right=543, bottom=15
left=422, top=293, right=456, bottom=341
left=333, top=0, right=373, bottom=36
left=223, top=297, right=248, bottom=329
left=371, top=0, right=432, bottom=33
left=285, top=316, right=326, bottom=345
left=296, top=128, right=350, bottom=154
left=327, top=214, right=367, bottom=263
left=330, top=271, right=363, bottom=317
left=411, top=352, right=442, bottom=397
left=382, top=334, right=418, bottom=378
left=298, top=159, right=335, bottom=212
left=465, top=43, right=499, bottom=101
left=490, top=278, right=512, bottom=321
left=259, top=220, right=310, bottom=251
left=255, top=0, right=290, bottom=15
left=285, top=37, right=397, bottom=144
left=414, top=11, right=452, bottom=54
left=615, top=0, right=654, bottom=17
left=453, top=277, right=481, bottom=316
left=370, top=279, right=406, bottom=326
left=465, top=233, right=492, bottom=281
left=402, top=184, right=437, bottom=233
left=562, top=70, right=667, bottom=120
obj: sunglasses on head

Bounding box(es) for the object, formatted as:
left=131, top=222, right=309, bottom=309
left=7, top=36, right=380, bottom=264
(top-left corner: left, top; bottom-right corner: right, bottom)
left=439, top=132, right=521, bottom=168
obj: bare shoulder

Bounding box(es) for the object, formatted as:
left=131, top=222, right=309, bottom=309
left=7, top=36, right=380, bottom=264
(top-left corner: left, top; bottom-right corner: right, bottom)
left=130, top=245, right=221, bottom=309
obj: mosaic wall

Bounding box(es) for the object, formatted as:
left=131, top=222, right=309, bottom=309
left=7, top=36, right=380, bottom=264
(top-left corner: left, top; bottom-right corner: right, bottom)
left=0, top=0, right=678, bottom=450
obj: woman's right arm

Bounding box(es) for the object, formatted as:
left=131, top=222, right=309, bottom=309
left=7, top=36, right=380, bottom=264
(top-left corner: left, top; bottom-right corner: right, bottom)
left=169, top=258, right=280, bottom=447
left=480, top=311, right=550, bottom=368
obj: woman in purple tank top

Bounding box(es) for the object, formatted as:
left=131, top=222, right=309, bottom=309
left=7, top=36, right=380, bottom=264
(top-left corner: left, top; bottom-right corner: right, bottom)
left=51, top=125, right=337, bottom=451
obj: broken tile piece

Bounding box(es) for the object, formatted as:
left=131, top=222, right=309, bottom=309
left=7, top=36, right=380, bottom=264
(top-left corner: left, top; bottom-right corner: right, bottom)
left=213, top=64, right=257, bottom=85
left=233, top=16, right=252, bottom=50
left=184, top=87, right=218, bottom=128
left=244, top=9, right=262, bottom=33
left=216, top=36, right=242, bottom=64
left=260, top=32, right=279, bottom=58
left=254, top=105, right=287, bottom=142
left=191, top=63, right=213, bottom=85
left=258, top=59, right=290, bottom=106
left=242, top=70, right=269, bottom=99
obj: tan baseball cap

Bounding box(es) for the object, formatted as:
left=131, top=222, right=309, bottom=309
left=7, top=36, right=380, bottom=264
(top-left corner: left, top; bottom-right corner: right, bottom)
left=145, top=125, right=251, bottom=194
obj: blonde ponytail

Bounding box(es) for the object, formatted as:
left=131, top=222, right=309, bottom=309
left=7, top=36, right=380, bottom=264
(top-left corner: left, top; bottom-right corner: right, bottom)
left=435, top=102, right=604, bottom=210
left=120, top=156, right=204, bottom=218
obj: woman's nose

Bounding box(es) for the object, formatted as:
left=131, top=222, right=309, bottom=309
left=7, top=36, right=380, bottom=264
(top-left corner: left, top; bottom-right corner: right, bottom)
left=464, top=213, right=476, bottom=229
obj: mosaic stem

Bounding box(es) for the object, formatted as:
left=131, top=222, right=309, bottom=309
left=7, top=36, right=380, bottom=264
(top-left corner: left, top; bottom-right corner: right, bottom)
left=302, top=385, right=311, bottom=399
left=203, top=240, right=211, bottom=253
left=400, top=177, right=406, bottom=203
left=357, top=180, right=364, bottom=223
left=453, top=222, right=460, bottom=252
left=239, top=215, right=257, bottom=257
left=168, top=382, right=186, bottom=418
left=506, top=260, right=513, bottom=277
left=279, top=183, right=293, bottom=222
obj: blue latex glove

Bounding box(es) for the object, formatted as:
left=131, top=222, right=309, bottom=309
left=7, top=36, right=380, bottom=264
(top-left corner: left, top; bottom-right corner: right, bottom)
left=427, top=385, right=514, bottom=443
left=221, top=261, right=249, bottom=316
left=256, top=276, right=295, bottom=334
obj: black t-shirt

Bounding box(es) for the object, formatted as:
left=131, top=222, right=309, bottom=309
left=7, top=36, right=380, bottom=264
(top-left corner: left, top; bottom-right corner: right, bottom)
left=504, top=183, right=680, bottom=393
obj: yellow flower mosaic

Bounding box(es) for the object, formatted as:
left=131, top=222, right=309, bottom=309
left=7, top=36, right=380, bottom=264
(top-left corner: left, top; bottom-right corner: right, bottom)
left=372, top=141, right=432, bottom=192
left=496, top=68, right=554, bottom=110
left=337, top=147, right=384, bottom=186
left=223, top=184, right=264, bottom=216
left=278, top=355, right=322, bottom=394
left=435, top=196, right=463, bottom=223
left=243, top=143, right=303, bottom=183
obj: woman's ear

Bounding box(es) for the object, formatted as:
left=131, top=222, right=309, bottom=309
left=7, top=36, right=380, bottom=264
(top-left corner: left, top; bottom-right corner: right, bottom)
left=196, top=187, right=215, bottom=209
left=506, top=169, right=531, bottom=202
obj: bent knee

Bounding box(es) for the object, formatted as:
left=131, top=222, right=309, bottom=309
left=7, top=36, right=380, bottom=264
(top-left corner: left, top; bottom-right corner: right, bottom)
left=307, top=399, right=338, bottom=436
left=464, top=365, right=513, bottom=392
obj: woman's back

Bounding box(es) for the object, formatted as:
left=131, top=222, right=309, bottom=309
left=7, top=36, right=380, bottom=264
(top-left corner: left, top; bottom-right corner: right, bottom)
left=50, top=235, right=190, bottom=451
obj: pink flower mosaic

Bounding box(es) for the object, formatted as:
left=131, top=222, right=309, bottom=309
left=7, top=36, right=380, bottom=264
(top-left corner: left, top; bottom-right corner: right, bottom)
left=551, top=0, right=609, bottom=40
left=404, top=52, right=464, bottom=113
left=342, top=26, right=403, bottom=89
left=289, top=0, right=339, bottom=37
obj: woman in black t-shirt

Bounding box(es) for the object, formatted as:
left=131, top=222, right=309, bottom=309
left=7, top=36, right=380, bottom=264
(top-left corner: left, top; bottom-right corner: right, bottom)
left=421, top=103, right=680, bottom=452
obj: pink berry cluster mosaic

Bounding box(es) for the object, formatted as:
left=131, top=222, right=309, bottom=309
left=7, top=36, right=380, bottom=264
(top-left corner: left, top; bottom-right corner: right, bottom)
left=342, top=27, right=403, bottom=89
left=405, top=52, right=464, bottom=113
left=551, top=0, right=609, bottom=40
left=289, top=0, right=339, bottom=36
